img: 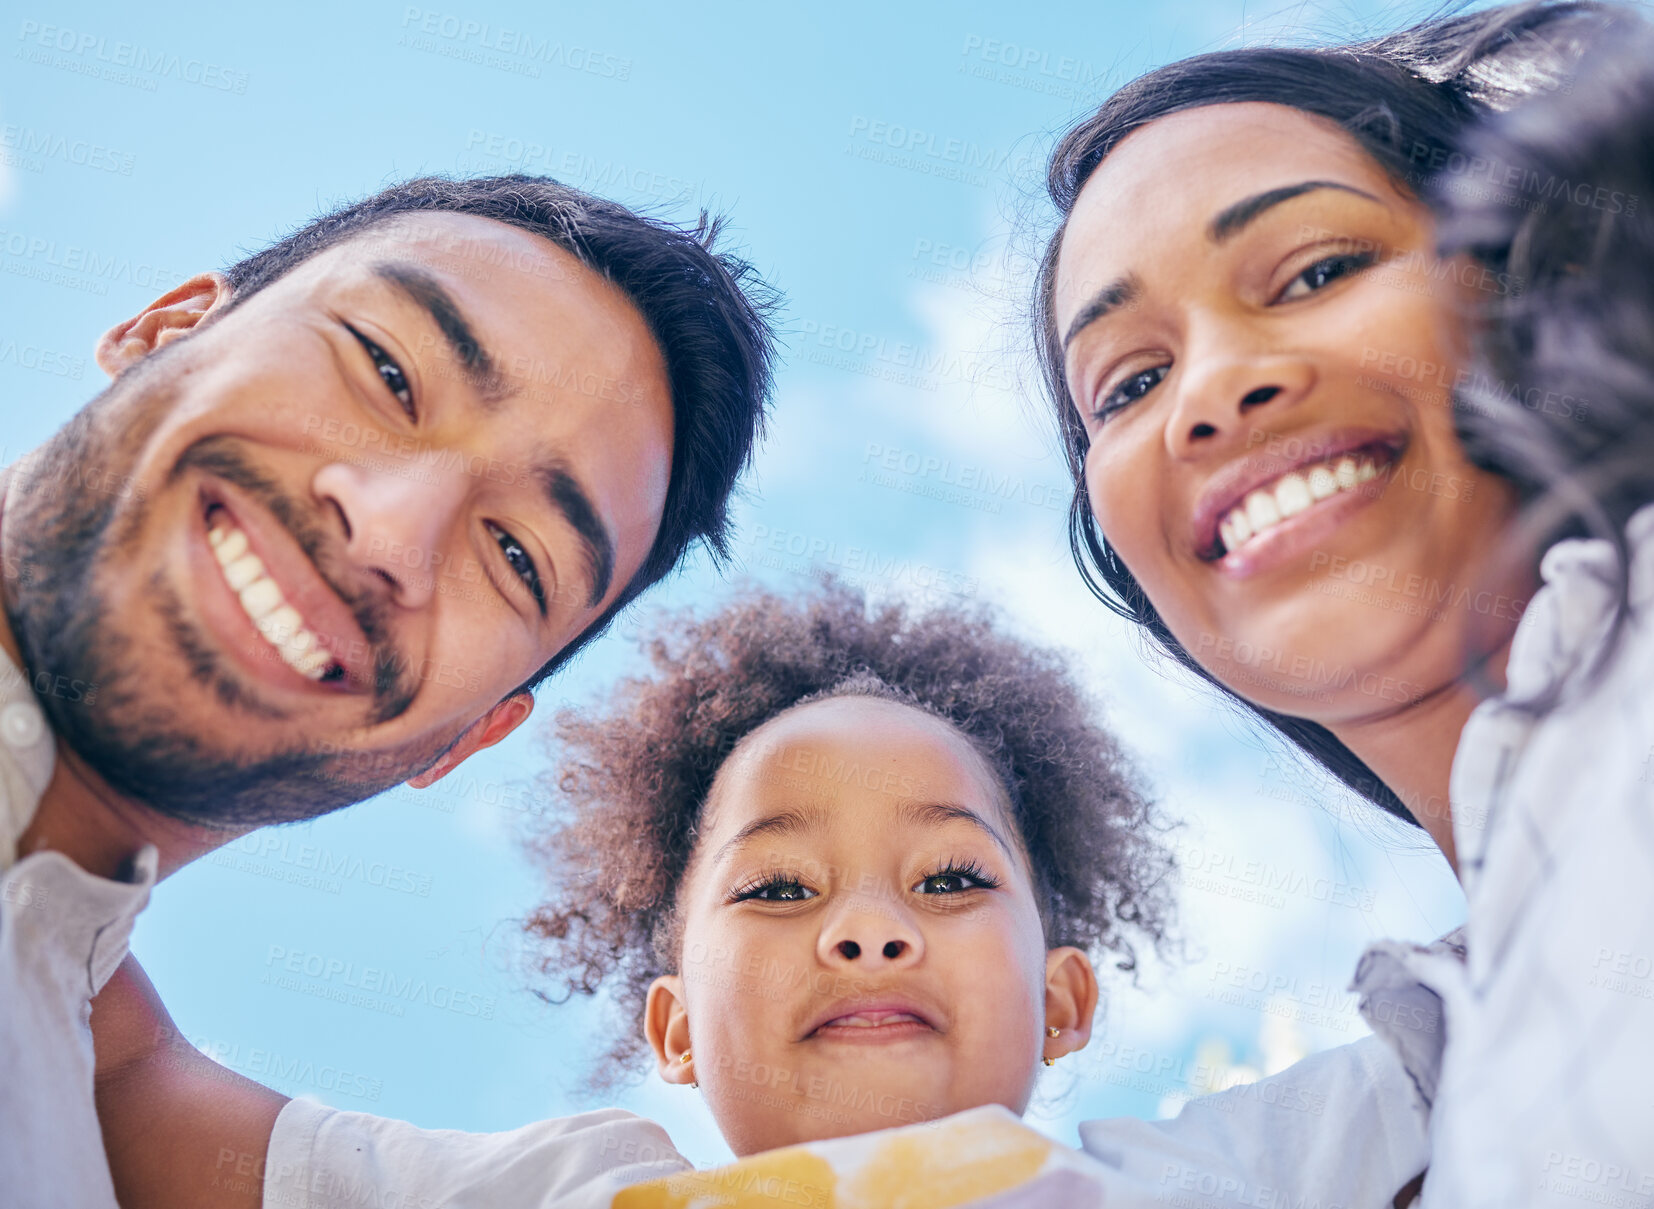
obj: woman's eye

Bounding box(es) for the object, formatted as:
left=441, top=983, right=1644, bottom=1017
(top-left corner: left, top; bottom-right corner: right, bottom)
left=486, top=521, right=545, bottom=609
left=347, top=327, right=416, bottom=419
left=1090, top=364, right=1168, bottom=424
left=1277, top=250, right=1378, bottom=302
left=737, top=877, right=817, bottom=903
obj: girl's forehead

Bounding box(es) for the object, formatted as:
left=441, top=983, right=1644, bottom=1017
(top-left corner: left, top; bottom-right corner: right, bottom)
left=698, top=697, right=1021, bottom=852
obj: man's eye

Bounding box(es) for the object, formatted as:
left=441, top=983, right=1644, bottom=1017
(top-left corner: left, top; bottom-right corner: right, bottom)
left=1276, top=250, right=1378, bottom=302
left=485, top=521, right=544, bottom=611
left=735, top=876, right=817, bottom=903
left=347, top=326, right=416, bottom=419
left=1090, top=364, right=1168, bottom=424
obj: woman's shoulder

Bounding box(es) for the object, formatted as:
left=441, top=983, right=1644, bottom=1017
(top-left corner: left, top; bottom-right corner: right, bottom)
left=267, top=1098, right=690, bottom=1209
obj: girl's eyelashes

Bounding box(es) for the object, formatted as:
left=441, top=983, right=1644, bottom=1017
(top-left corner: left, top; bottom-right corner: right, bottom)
left=913, top=857, right=1000, bottom=896
left=344, top=323, right=416, bottom=420
left=728, top=857, right=1001, bottom=903
left=1275, top=247, right=1380, bottom=303
left=485, top=521, right=547, bottom=615
left=731, top=872, right=818, bottom=903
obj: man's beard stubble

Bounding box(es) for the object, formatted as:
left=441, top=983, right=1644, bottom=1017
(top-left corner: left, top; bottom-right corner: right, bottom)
left=2, top=350, right=438, bottom=830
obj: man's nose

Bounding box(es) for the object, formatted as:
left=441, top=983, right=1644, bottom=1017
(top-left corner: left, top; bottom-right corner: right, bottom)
left=312, top=462, right=469, bottom=609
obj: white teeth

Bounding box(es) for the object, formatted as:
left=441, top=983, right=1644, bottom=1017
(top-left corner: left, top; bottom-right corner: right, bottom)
left=1216, top=453, right=1386, bottom=556
left=208, top=520, right=335, bottom=682
left=1274, top=472, right=1313, bottom=518
left=222, top=553, right=264, bottom=592
left=212, top=528, right=249, bottom=565
left=1245, top=490, right=1281, bottom=531
left=240, top=578, right=282, bottom=621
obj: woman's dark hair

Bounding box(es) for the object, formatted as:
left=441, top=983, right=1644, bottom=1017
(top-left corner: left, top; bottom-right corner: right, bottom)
left=1034, top=1, right=1614, bottom=824
left=222, top=174, right=778, bottom=691
left=523, top=580, right=1175, bottom=1082
left=1432, top=15, right=1654, bottom=705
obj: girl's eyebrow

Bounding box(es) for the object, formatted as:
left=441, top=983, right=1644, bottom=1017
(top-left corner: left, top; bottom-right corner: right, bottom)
left=899, top=800, right=1015, bottom=859
left=712, top=805, right=826, bottom=866
left=1208, top=179, right=1382, bottom=244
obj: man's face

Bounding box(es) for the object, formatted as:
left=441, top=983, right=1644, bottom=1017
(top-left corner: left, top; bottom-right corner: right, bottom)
left=3, top=212, right=674, bottom=826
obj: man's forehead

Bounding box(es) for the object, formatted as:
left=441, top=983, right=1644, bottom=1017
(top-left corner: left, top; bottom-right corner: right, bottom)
left=307, top=211, right=585, bottom=290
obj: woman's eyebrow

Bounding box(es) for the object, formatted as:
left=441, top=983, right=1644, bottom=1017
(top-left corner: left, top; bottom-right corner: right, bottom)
left=1208, top=179, right=1382, bottom=244
left=1062, top=273, right=1141, bottom=351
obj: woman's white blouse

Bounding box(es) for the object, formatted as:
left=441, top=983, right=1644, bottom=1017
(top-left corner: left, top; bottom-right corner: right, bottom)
left=1354, top=505, right=1654, bottom=1208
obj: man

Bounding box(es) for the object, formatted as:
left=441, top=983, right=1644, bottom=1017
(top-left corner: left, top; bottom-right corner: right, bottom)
left=0, top=173, right=774, bottom=1208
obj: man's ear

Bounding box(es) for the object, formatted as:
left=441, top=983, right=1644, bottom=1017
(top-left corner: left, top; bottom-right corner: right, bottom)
left=1043, top=945, right=1100, bottom=1062
left=96, top=272, right=232, bottom=377
left=405, top=693, right=534, bottom=789
left=644, top=974, right=696, bottom=1086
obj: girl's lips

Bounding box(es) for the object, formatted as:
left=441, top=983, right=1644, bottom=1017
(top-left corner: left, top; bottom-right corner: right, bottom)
left=804, top=998, right=941, bottom=1040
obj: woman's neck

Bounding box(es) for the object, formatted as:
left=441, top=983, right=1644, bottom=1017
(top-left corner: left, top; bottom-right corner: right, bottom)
left=1325, top=635, right=1516, bottom=879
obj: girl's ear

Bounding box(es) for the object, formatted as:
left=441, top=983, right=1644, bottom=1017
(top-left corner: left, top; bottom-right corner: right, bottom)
left=1042, top=946, right=1100, bottom=1062
left=644, top=974, right=696, bottom=1085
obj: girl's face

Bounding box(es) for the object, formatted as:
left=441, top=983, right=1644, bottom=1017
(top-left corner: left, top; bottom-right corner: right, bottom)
left=645, top=696, right=1097, bottom=1156
left=1054, top=103, right=1519, bottom=724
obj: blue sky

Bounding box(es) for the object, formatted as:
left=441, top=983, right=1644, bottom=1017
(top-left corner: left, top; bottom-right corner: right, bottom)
left=2, top=0, right=1465, bottom=1170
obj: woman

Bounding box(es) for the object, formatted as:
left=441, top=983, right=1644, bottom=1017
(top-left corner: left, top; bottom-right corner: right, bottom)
left=1036, top=1, right=1653, bottom=1203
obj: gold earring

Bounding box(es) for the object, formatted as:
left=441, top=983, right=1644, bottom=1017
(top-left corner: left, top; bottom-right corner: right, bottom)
left=679, top=1050, right=693, bottom=1064
left=1046, top=1027, right=1061, bottom=1038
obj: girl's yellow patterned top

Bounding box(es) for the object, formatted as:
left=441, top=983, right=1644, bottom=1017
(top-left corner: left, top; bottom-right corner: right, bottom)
left=613, top=1104, right=1104, bottom=1208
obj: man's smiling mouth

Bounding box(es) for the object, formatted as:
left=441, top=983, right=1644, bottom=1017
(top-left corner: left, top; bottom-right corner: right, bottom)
left=207, top=509, right=343, bottom=682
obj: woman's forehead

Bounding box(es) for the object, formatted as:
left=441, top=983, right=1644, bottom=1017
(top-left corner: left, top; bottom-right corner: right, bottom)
left=1054, top=102, right=1396, bottom=312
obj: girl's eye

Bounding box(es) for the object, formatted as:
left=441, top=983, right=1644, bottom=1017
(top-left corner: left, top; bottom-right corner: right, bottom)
left=485, top=521, right=545, bottom=611
left=913, top=862, right=999, bottom=895
left=1090, top=364, right=1169, bottom=425
left=347, top=326, right=416, bottom=419
left=735, top=875, right=818, bottom=903
left=1277, top=250, right=1378, bottom=302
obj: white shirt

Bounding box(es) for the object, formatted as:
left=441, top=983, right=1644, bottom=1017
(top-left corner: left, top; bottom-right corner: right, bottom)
left=1354, top=505, right=1654, bottom=1207
left=0, top=649, right=156, bottom=1209
left=264, top=1033, right=1427, bottom=1207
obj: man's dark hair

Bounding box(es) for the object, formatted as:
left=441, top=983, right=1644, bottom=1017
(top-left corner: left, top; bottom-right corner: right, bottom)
left=222, top=174, right=778, bottom=691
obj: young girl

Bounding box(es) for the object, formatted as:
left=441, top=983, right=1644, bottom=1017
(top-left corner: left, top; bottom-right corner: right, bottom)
left=92, top=583, right=1429, bottom=1207
left=1037, top=1, right=1654, bottom=1202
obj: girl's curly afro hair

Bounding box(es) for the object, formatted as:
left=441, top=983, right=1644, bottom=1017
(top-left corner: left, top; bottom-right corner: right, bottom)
left=523, top=580, right=1176, bottom=1081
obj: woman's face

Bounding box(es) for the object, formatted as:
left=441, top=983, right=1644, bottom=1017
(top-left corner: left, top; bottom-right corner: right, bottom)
left=646, top=696, right=1096, bottom=1156
left=1054, top=103, right=1520, bottom=724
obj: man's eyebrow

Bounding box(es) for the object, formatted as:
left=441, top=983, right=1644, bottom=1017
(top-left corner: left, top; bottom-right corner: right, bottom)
left=371, top=262, right=512, bottom=404
left=899, top=800, right=1016, bottom=859
left=536, top=463, right=615, bottom=609
left=1061, top=274, right=1141, bottom=352
left=1207, top=180, right=1382, bottom=244
left=714, top=807, right=826, bottom=867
